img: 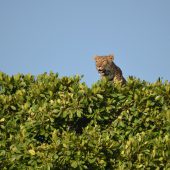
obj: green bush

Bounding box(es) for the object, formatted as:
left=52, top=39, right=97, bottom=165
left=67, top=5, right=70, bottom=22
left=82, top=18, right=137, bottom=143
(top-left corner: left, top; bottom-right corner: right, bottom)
left=0, top=72, right=169, bottom=169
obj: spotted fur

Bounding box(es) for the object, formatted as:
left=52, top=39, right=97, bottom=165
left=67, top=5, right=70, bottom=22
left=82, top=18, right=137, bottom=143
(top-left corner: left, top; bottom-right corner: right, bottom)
left=94, top=55, right=126, bottom=85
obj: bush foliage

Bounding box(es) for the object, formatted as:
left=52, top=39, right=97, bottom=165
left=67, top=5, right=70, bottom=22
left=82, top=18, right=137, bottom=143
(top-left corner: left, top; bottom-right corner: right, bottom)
left=0, top=72, right=170, bottom=169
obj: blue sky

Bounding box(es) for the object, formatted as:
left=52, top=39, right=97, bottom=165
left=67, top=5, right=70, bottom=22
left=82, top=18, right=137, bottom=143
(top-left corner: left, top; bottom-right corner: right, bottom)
left=0, top=1, right=170, bottom=86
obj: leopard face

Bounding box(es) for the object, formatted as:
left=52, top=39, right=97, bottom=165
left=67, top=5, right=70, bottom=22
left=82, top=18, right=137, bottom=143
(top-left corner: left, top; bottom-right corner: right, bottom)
left=94, top=55, right=114, bottom=79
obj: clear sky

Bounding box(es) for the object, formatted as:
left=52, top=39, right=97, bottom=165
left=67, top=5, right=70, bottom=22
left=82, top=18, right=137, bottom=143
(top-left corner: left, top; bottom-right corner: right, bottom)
left=0, top=1, right=170, bottom=86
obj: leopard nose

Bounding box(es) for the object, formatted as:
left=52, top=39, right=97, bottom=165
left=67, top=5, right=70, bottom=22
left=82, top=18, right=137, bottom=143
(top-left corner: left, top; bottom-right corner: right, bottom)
left=99, top=67, right=104, bottom=71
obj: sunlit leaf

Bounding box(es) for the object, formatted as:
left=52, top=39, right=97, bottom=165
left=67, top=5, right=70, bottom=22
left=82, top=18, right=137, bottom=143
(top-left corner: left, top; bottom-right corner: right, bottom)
left=29, top=149, right=36, bottom=156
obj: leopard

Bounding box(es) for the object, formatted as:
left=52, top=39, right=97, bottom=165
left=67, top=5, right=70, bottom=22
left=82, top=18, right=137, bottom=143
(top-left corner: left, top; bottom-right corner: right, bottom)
left=94, top=54, right=126, bottom=85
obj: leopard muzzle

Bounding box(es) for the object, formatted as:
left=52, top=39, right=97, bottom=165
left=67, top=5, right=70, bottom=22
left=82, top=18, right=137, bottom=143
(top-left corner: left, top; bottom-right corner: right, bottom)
left=98, top=69, right=110, bottom=76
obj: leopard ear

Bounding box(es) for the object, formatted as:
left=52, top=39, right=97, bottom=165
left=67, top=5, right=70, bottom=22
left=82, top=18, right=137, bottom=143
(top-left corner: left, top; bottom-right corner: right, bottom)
left=93, top=56, right=99, bottom=61
left=107, top=54, right=114, bottom=61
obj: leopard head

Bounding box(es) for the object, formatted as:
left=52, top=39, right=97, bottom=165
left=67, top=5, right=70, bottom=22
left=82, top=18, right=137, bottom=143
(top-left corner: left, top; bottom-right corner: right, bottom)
left=94, top=55, right=114, bottom=79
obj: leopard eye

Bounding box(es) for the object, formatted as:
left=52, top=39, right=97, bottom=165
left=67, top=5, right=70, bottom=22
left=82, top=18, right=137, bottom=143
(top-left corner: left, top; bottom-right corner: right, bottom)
left=103, top=61, right=107, bottom=65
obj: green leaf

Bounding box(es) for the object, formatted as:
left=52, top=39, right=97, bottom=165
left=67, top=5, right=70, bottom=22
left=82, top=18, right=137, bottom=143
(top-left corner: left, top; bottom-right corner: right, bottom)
left=63, top=111, right=68, bottom=118
left=0, top=118, right=5, bottom=122
left=77, top=110, right=82, bottom=117
left=13, top=74, right=20, bottom=81
left=71, top=161, right=78, bottom=168
left=88, top=107, right=92, bottom=113
left=29, top=149, right=35, bottom=156
left=11, top=106, right=16, bottom=110
left=88, top=158, right=96, bottom=164
left=96, top=94, right=103, bottom=99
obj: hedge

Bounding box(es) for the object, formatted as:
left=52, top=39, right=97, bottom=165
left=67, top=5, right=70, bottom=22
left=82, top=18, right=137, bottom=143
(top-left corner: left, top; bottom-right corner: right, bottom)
left=0, top=72, right=169, bottom=169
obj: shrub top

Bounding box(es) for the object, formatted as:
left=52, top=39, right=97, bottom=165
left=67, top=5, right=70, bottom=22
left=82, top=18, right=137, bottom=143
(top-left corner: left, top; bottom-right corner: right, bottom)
left=0, top=72, right=170, bottom=169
